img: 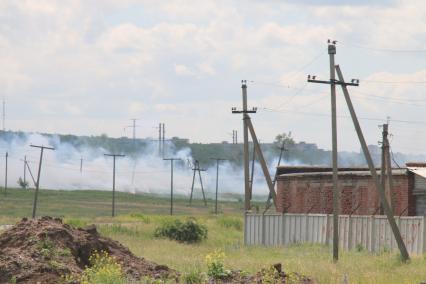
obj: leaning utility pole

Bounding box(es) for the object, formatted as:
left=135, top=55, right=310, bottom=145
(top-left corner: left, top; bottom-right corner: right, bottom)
left=4, top=152, right=8, bottom=195
left=232, top=81, right=277, bottom=211
left=189, top=160, right=207, bottom=206
left=210, top=158, right=227, bottom=214
left=334, top=64, right=409, bottom=262
left=164, top=158, right=181, bottom=215
left=104, top=153, right=125, bottom=217
left=30, top=145, right=55, bottom=219
left=264, top=140, right=288, bottom=212
left=307, top=40, right=340, bottom=261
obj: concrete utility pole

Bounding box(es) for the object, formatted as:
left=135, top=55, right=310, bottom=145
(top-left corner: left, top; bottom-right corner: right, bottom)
left=162, top=123, right=165, bottom=157
left=158, top=123, right=162, bottom=156
left=334, top=65, right=409, bottom=262
left=104, top=153, right=125, bottom=217
left=2, top=98, right=5, bottom=131
left=210, top=158, right=227, bottom=214
left=189, top=160, right=207, bottom=206
left=232, top=130, right=238, bottom=144
left=4, top=152, right=8, bottom=195
left=380, top=124, right=394, bottom=212
left=23, top=155, right=27, bottom=189
left=30, top=145, right=55, bottom=219
left=307, top=39, right=341, bottom=261
left=385, top=124, right=395, bottom=212
left=232, top=81, right=277, bottom=210
left=164, top=158, right=181, bottom=215
left=232, top=81, right=256, bottom=210
left=80, top=157, right=83, bottom=174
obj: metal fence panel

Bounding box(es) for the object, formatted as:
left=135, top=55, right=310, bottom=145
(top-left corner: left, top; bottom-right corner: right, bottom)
left=244, top=213, right=425, bottom=255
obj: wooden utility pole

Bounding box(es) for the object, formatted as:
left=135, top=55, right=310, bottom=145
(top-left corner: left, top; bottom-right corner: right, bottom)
left=164, top=158, right=181, bottom=215
left=307, top=39, right=341, bottom=262
left=30, top=145, right=55, bottom=219
left=232, top=81, right=257, bottom=211
left=189, top=160, right=207, bottom=206
left=210, top=158, right=227, bottom=214
left=104, top=153, right=125, bottom=217
left=4, top=152, right=8, bottom=195
left=334, top=65, right=409, bottom=262
left=232, top=81, right=277, bottom=210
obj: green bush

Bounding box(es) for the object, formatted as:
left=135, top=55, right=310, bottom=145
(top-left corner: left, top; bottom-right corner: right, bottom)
left=80, top=251, right=126, bottom=284
left=154, top=218, right=207, bottom=243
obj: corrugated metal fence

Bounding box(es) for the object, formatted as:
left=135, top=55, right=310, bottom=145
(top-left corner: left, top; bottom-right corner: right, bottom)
left=244, top=213, right=426, bottom=255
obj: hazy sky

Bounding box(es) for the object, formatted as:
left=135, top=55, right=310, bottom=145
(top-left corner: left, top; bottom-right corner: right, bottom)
left=1, top=0, right=425, bottom=153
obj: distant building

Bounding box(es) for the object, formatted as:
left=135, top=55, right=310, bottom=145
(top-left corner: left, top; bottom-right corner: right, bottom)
left=276, top=163, right=426, bottom=216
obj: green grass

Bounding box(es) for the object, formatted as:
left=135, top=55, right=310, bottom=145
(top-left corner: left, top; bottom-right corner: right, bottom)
left=1, top=188, right=426, bottom=283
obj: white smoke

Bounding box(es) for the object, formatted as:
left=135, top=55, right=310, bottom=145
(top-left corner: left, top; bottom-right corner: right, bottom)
left=0, top=133, right=273, bottom=198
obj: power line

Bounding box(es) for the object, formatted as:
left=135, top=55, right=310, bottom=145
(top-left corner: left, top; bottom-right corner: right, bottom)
left=340, top=42, right=426, bottom=53
left=362, top=80, right=426, bottom=85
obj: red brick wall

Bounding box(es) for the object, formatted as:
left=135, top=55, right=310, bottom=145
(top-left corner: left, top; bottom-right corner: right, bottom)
left=276, top=173, right=414, bottom=216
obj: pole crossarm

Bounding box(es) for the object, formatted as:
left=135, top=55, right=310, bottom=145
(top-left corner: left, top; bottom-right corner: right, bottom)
left=307, top=76, right=359, bottom=86
left=335, top=64, right=410, bottom=262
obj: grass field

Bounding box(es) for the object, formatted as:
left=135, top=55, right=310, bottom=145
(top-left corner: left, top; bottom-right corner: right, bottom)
left=1, top=188, right=426, bottom=283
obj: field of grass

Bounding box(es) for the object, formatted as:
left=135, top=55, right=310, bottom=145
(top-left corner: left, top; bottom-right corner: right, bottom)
left=1, top=188, right=426, bottom=283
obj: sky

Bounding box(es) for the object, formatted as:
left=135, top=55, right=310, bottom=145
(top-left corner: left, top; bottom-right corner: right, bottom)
left=0, top=0, right=425, bottom=153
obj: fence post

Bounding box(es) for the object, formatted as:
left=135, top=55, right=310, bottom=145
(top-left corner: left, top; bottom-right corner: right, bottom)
left=281, top=213, right=286, bottom=246
left=423, top=215, right=426, bottom=254
left=261, top=212, right=266, bottom=246
left=370, top=215, right=376, bottom=252
left=305, top=213, right=309, bottom=242
left=348, top=215, right=353, bottom=251
left=244, top=212, right=247, bottom=245
left=325, top=214, right=330, bottom=245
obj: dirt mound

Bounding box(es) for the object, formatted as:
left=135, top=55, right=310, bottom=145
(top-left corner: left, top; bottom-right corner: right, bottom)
left=0, top=216, right=178, bottom=284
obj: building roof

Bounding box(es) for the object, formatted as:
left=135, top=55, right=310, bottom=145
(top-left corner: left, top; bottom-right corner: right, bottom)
left=277, top=167, right=407, bottom=179
left=407, top=167, right=426, bottom=178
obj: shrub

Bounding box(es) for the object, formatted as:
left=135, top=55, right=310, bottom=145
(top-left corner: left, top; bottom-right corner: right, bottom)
left=217, top=216, right=243, bottom=231
left=154, top=218, right=207, bottom=243
left=205, top=250, right=230, bottom=280
left=80, top=251, right=126, bottom=284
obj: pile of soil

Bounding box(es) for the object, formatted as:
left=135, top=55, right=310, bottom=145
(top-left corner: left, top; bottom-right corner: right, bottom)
left=0, top=217, right=178, bottom=283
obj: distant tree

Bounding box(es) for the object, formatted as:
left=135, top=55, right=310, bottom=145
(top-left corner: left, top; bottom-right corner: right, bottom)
left=274, top=131, right=295, bottom=148
left=17, top=177, right=28, bottom=189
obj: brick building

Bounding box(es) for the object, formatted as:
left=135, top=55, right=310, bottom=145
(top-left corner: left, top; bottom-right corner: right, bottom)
left=276, top=164, right=426, bottom=216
